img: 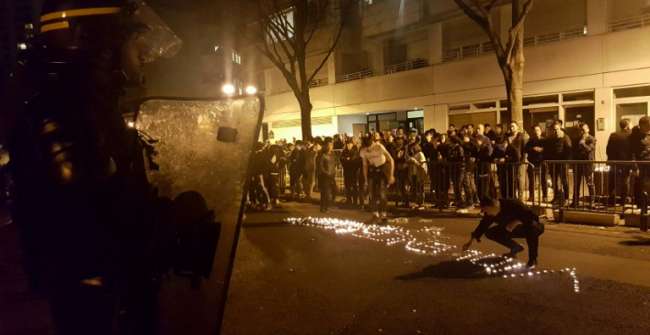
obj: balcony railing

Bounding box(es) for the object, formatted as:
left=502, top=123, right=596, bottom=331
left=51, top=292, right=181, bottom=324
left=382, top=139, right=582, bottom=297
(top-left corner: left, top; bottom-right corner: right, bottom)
left=336, top=68, right=373, bottom=83
left=384, top=58, right=429, bottom=74
left=442, top=41, right=494, bottom=62
left=442, top=27, right=586, bottom=63
left=523, top=27, right=585, bottom=47
left=609, top=13, right=650, bottom=32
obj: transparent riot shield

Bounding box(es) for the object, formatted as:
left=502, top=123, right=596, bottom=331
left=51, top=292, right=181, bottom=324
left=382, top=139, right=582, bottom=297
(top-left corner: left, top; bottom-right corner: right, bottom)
left=134, top=95, right=263, bottom=334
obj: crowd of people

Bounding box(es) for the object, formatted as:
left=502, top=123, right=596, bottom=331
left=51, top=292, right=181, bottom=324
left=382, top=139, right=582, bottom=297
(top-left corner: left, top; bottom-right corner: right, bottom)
left=247, top=116, right=650, bottom=217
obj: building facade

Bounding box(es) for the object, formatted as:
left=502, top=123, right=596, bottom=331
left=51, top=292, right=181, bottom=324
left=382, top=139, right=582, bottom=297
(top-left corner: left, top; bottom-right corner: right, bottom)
left=258, top=0, right=650, bottom=160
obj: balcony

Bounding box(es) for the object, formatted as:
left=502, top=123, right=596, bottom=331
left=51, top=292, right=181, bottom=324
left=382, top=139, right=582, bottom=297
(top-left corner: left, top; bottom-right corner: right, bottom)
left=384, top=58, right=429, bottom=75
left=609, top=14, right=650, bottom=32
left=336, top=69, right=374, bottom=83
left=442, top=27, right=586, bottom=63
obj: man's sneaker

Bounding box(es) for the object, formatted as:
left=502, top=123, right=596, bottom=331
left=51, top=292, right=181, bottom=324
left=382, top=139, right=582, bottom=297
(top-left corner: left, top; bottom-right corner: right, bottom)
left=526, top=259, right=538, bottom=269
left=502, top=245, right=525, bottom=258
left=372, top=212, right=380, bottom=219
left=380, top=212, right=388, bottom=219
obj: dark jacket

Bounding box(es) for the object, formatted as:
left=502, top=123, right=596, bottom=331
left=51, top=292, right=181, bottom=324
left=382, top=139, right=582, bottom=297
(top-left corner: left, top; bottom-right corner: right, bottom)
left=474, top=134, right=493, bottom=162
left=318, top=152, right=337, bottom=177
left=340, top=146, right=361, bottom=171
left=547, top=134, right=572, bottom=160
left=606, top=130, right=632, bottom=161
left=574, top=134, right=596, bottom=161
left=525, top=136, right=545, bottom=166
left=422, top=141, right=437, bottom=162
left=630, top=127, right=650, bottom=161
left=472, top=199, right=540, bottom=240
left=508, top=132, right=527, bottom=162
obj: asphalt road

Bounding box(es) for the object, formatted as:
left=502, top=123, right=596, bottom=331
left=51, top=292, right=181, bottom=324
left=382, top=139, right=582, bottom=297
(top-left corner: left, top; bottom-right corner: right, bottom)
left=221, top=202, right=650, bottom=335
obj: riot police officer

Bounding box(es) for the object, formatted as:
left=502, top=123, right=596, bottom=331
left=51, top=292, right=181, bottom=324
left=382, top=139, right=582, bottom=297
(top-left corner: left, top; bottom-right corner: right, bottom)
left=6, top=1, right=192, bottom=334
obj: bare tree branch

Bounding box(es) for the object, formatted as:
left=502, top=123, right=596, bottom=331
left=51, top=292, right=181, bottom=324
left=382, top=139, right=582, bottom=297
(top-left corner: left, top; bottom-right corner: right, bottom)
left=505, top=0, right=534, bottom=63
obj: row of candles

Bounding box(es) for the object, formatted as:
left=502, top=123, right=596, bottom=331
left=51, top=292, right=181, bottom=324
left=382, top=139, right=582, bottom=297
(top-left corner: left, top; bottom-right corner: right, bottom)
left=284, top=217, right=580, bottom=293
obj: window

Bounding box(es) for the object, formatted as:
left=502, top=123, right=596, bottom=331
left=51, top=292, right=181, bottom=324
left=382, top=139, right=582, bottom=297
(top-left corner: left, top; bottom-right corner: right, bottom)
left=267, top=8, right=295, bottom=42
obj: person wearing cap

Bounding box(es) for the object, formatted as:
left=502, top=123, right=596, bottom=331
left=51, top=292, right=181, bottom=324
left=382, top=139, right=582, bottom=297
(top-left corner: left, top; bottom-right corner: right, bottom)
left=341, top=138, right=361, bottom=207
left=463, top=197, right=544, bottom=268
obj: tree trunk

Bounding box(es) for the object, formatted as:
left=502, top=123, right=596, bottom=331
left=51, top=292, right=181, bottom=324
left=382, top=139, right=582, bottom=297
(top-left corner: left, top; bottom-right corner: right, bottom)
left=299, top=94, right=313, bottom=140
left=509, top=40, right=525, bottom=128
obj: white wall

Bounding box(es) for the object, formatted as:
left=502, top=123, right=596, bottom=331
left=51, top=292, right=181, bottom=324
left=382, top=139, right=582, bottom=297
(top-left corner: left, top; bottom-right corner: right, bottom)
left=337, top=114, right=367, bottom=135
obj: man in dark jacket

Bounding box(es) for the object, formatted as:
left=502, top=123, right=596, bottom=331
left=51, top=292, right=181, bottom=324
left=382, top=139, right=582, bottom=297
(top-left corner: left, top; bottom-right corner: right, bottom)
left=475, top=124, right=494, bottom=199
left=572, top=123, right=596, bottom=207
left=630, top=117, right=650, bottom=208
left=318, top=139, right=337, bottom=212
left=340, top=139, right=361, bottom=206
left=547, top=121, right=572, bottom=204
left=422, top=131, right=438, bottom=201
left=463, top=197, right=544, bottom=268
left=606, top=119, right=632, bottom=205
left=289, top=141, right=305, bottom=199
left=525, top=125, right=547, bottom=202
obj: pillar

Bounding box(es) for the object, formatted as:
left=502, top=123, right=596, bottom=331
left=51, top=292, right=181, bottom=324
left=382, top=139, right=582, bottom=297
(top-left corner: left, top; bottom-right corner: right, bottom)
left=327, top=53, right=337, bottom=85
left=587, top=0, right=608, bottom=36
left=594, top=87, right=613, bottom=161
left=423, top=104, right=448, bottom=132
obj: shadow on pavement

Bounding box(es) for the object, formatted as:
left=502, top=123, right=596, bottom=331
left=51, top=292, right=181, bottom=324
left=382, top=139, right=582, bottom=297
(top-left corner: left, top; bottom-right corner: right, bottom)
left=395, top=258, right=495, bottom=280
left=619, top=235, right=650, bottom=246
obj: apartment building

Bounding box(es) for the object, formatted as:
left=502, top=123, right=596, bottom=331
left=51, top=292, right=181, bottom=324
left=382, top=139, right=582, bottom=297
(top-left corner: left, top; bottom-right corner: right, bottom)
left=259, top=0, right=650, bottom=160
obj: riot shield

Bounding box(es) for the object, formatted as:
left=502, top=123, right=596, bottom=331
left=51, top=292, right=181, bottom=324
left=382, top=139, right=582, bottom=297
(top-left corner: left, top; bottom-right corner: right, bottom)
left=134, top=95, right=263, bottom=334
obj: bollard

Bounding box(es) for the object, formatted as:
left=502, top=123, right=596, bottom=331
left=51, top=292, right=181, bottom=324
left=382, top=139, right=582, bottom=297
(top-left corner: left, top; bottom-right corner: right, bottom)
left=641, top=192, right=648, bottom=232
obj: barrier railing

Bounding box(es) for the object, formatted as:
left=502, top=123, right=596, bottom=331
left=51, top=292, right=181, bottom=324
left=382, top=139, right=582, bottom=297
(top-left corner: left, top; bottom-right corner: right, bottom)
left=275, top=159, right=650, bottom=231
left=544, top=160, right=650, bottom=231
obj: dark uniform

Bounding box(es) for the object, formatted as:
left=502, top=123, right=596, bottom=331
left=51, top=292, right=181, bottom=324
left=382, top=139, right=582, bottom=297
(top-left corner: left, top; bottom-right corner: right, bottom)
left=340, top=144, right=361, bottom=206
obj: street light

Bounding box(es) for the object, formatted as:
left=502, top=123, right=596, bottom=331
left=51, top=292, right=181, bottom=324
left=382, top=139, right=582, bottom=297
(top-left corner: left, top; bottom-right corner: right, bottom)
left=222, top=83, right=236, bottom=96
left=245, top=85, right=258, bottom=95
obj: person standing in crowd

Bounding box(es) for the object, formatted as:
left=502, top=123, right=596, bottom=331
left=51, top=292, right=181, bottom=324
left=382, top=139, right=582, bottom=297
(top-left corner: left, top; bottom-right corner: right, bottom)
left=361, top=135, right=395, bottom=219
left=572, top=123, right=596, bottom=208
left=606, top=119, right=632, bottom=206
left=493, top=136, right=520, bottom=199
left=475, top=124, right=494, bottom=199
left=507, top=122, right=527, bottom=200
left=250, top=142, right=271, bottom=210
left=408, top=144, right=428, bottom=210
left=447, top=124, right=458, bottom=138
left=485, top=124, right=496, bottom=143
left=289, top=141, right=305, bottom=200
left=318, top=139, right=337, bottom=213
left=461, top=130, right=479, bottom=209
left=341, top=138, right=361, bottom=207
left=436, top=133, right=451, bottom=209
left=396, top=127, right=406, bottom=141
left=333, top=134, right=344, bottom=150
left=493, top=124, right=505, bottom=144
left=629, top=116, right=650, bottom=208
left=393, top=137, right=410, bottom=208
left=423, top=131, right=439, bottom=201
left=447, top=135, right=465, bottom=209
left=525, top=125, right=547, bottom=203
left=548, top=121, right=572, bottom=205
left=303, top=140, right=320, bottom=202
left=264, top=144, right=284, bottom=206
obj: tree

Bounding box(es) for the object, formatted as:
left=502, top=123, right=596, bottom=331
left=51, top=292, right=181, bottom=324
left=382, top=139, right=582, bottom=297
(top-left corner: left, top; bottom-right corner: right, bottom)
left=248, top=0, right=356, bottom=140
left=453, top=0, right=534, bottom=126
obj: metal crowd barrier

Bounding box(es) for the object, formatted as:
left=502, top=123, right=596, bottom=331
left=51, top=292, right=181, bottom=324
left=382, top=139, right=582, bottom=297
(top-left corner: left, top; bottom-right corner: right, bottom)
left=543, top=160, right=650, bottom=231
left=275, top=157, right=650, bottom=231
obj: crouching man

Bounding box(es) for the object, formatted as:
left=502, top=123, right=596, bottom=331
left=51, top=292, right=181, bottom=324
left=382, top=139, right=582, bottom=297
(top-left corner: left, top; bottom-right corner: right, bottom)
left=462, top=197, right=544, bottom=268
